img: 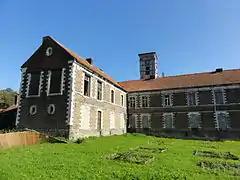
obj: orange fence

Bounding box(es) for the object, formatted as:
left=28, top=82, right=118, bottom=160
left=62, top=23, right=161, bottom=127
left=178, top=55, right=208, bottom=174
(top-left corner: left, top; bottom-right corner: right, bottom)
left=0, top=131, right=43, bottom=148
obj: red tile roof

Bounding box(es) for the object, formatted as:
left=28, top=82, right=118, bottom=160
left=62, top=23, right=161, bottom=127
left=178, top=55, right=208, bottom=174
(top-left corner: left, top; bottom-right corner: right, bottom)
left=118, top=69, right=240, bottom=92
left=47, top=36, right=125, bottom=91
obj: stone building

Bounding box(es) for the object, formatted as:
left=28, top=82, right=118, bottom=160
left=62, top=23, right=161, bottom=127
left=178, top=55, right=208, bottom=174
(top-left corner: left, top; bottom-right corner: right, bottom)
left=16, top=36, right=127, bottom=139
left=119, top=52, right=240, bottom=138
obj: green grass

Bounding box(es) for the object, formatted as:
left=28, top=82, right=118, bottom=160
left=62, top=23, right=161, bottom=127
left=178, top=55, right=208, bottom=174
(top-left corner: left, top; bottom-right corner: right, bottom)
left=1, top=134, right=240, bottom=180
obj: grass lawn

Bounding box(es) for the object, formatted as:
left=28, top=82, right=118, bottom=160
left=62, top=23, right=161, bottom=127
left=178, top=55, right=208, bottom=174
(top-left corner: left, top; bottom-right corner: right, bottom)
left=1, top=134, right=240, bottom=180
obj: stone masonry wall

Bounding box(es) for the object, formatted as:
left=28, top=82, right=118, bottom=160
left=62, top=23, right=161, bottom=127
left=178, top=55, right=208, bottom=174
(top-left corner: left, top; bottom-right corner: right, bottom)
left=69, top=62, right=127, bottom=139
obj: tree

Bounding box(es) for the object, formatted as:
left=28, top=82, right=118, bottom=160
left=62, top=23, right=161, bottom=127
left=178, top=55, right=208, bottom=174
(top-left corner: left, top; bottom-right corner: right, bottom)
left=0, top=88, right=17, bottom=108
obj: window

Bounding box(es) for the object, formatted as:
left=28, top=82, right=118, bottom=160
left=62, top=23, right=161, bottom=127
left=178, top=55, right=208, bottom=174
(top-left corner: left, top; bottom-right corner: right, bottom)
left=188, top=112, right=201, bottom=129
left=48, top=69, right=62, bottom=95
left=97, top=81, right=102, bottom=100
left=142, top=115, right=149, bottom=128
left=214, top=89, right=225, bottom=104
left=141, top=96, right=149, bottom=108
left=84, top=74, right=91, bottom=96
left=163, top=113, right=174, bottom=129
left=97, top=111, right=102, bottom=131
left=163, top=94, right=171, bottom=106
left=28, top=72, right=41, bottom=96
left=47, top=104, right=56, bottom=115
left=128, top=115, right=136, bottom=128
left=29, top=105, right=37, bottom=115
left=129, top=97, right=135, bottom=108
left=121, top=95, right=124, bottom=106
left=216, top=111, right=229, bottom=130
left=187, top=92, right=197, bottom=106
left=111, top=90, right=114, bottom=103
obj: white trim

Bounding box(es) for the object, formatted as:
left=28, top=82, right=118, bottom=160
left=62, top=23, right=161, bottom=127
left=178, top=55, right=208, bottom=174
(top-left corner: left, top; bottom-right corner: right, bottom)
left=47, top=104, right=56, bottom=115
left=187, top=112, right=201, bottom=129
left=128, top=113, right=138, bottom=128
left=120, top=94, right=124, bottom=107
left=47, top=68, right=64, bottom=96
left=162, top=93, right=172, bottom=107
left=26, top=71, right=42, bottom=98
left=214, top=111, right=230, bottom=130
left=68, top=62, right=77, bottom=125
left=76, top=63, right=126, bottom=94
left=140, top=113, right=151, bottom=128
left=96, top=80, right=103, bottom=101
left=128, top=96, right=137, bottom=109
left=212, top=88, right=226, bottom=105
left=110, top=88, right=115, bottom=104
left=163, top=113, right=175, bottom=129
left=46, top=47, right=53, bottom=56
left=140, top=94, right=150, bottom=108
left=29, top=105, right=37, bottom=115
left=186, top=91, right=198, bottom=106
left=16, top=68, right=27, bottom=126
left=96, top=109, right=103, bottom=130
left=83, top=72, right=92, bottom=98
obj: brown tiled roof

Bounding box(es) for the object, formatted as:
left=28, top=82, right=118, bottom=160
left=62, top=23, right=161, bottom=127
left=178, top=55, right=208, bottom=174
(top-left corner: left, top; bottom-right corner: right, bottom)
left=47, top=36, right=125, bottom=91
left=118, top=69, right=240, bottom=92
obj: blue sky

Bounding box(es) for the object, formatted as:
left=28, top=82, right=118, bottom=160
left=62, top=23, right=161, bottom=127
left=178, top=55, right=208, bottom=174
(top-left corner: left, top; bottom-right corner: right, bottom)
left=0, top=0, right=239, bottom=91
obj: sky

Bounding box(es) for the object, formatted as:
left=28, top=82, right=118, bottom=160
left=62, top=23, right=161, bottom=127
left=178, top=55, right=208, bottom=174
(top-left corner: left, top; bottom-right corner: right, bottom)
left=0, top=0, right=240, bottom=91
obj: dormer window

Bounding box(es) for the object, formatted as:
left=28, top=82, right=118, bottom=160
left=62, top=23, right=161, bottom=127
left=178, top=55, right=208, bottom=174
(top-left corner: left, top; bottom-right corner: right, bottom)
left=47, top=69, right=63, bottom=96
left=27, top=72, right=41, bottom=97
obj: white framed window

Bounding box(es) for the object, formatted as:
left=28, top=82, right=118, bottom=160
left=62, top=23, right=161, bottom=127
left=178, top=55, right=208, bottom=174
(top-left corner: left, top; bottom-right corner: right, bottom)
left=97, top=80, right=103, bottom=100
left=128, top=114, right=137, bottom=128
left=141, top=96, right=149, bottom=108
left=163, top=113, right=174, bottom=129
left=29, top=105, right=37, bottom=115
left=96, top=110, right=102, bottom=131
left=120, top=94, right=124, bottom=106
left=213, top=88, right=225, bottom=104
left=187, top=92, right=197, bottom=106
left=46, top=47, right=53, bottom=56
left=163, top=94, right=172, bottom=106
left=141, top=114, right=150, bottom=128
left=47, top=104, right=56, bottom=115
left=47, top=68, right=64, bottom=96
left=215, top=111, right=230, bottom=130
left=110, top=89, right=115, bottom=103
left=188, top=112, right=201, bottom=129
left=27, top=72, right=42, bottom=97
left=84, top=73, right=91, bottom=97
left=128, top=97, right=136, bottom=108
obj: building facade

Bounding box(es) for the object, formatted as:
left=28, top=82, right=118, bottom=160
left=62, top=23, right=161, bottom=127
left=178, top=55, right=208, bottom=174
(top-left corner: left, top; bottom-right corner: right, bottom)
left=119, top=52, right=240, bottom=139
left=16, top=36, right=127, bottom=139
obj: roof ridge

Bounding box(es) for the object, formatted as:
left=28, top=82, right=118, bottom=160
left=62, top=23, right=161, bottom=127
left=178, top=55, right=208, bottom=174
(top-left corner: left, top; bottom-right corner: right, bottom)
left=47, top=36, right=124, bottom=90
left=119, top=68, right=240, bottom=83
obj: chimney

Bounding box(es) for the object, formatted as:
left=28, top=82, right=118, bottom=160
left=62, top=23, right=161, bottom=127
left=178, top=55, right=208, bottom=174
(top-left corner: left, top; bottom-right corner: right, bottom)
left=162, top=72, right=165, bottom=77
left=86, top=58, right=93, bottom=65
left=215, top=68, right=223, bottom=73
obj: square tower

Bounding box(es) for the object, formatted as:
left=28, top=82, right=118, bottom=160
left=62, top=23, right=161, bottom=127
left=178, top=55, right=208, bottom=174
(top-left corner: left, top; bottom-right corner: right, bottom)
left=139, top=52, right=158, bottom=80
